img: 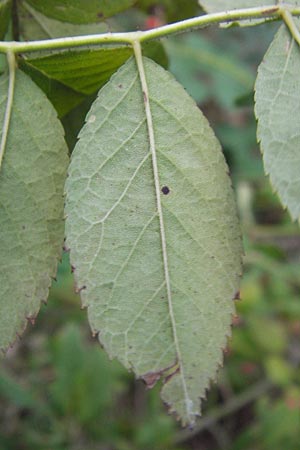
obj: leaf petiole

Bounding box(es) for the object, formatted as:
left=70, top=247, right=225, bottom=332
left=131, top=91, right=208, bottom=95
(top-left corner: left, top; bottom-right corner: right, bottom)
left=281, top=8, right=300, bottom=46
left=0, top=51, right=16, bottom=169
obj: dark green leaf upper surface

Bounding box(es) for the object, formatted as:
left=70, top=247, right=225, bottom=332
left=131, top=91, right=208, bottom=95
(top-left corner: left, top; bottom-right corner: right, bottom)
left=0, top=70, right=68, bottom=350
left=24, top=42, right=168, bottom=95
left=65, top=57, right=242, bottom=424
left=19, top=1, right=108, bottom=40
left=25, top=0, right=135, bottom=24
left=19, top=60, right=85, bottom=117
left=255, top=23, right=300, bottom=221
left=0, top=0, right=11, bottom=39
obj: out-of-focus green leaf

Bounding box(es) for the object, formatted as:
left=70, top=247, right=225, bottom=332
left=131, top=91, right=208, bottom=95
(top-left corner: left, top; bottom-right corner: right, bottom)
left=24, top=42, right=168, bottom=95
left=255, top=395, right=300, bottom=449
left=166, top=34, right=254, bottom=108
left=25, top=0, right=135, bottom=24
left=264, top=356, right=294, bottom=386
left=0, top=0, right=11, bottom=39
left=255, top=23, right=300, bottom=221
left=19, top=1, right=108, bottom=40
left=0, top=373, right=38, bottom=408
left=248, top=317, right=288, bottom=354
left=0, top=70, right=68, bottom=350
left=138, top=0, right=200, bottom=22
left=65, top=56, right=242, bottom=425
left=50, top=324, right=126, bottom=424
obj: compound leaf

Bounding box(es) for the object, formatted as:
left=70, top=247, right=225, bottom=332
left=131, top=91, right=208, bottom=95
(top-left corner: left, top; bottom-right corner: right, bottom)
left=0, top=70, right=68, bottom=351
left=255, top=23, right=300, bottom=221
left=65, top=57, right=242, bottom=424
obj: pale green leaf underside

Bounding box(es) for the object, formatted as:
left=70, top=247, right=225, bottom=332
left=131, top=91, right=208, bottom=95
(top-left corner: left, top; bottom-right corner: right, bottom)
left=65, top=57, right=242, bottom=425
left=255, top=23, right=300, bottom=221
left=0, top=70, right=68, bottom=350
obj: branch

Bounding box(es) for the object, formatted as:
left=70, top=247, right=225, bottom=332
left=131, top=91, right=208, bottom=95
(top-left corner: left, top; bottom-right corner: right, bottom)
left=0, top=4, right=300, bottom=54
left=174, top=379, right=272, bottom=445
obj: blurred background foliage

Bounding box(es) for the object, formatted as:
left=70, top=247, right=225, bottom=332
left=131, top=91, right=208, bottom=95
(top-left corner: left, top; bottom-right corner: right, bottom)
left=0, top=1, right=300, bottom=449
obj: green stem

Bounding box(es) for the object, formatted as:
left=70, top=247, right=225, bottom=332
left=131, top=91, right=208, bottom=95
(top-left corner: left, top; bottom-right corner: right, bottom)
left=281, top=8, right=300, bottom=46
left=0, top=4, right=300, bottom=54
left=0, top=51, right=16, bottom=169
left=132, top=39, right=193, bottom=423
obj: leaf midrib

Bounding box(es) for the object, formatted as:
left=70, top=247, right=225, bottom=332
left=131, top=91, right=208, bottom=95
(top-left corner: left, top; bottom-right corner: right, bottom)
left=132, top=46, right=193, bottom=421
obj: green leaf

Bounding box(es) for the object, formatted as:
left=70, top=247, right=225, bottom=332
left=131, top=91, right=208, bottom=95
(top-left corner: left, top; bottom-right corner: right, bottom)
left=19, top=1, right=108, bottom=41
left=255, top=23, right=300, bottom=221
left=24, top=42, right=168, bottom=95
left=65, top=56, right=242, bottom=425
left=19, top=59, right=85, bottom=117
left=25, top=0, right=135, bottom=24
left=25, top=47, right=133, bottom=95
left=166, top=34, right=254, bottom=108
left=0, top=0, right=11, bottom=39
left=0, top=70, right=68, bottom=350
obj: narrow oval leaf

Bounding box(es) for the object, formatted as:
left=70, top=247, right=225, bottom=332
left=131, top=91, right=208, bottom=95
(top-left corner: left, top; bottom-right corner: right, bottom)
left=0, top=70, right=68, bottom=350
left=255, top=23, right=300, bottom=221
left=65, top=57, right=242, bottom=425
left=25, top=0, right=135, bottom=24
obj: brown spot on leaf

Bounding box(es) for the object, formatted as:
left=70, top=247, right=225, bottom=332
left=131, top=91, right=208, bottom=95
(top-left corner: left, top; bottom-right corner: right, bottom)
left=142, top=371, right=161, bottom=388
left=261, top=6, right=278, bottom=15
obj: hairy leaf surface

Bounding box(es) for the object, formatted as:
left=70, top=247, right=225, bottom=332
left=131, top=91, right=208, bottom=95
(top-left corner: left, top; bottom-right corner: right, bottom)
left=26, top=0, right=135, bottom=24
left=255, top=23, right=300, bottom=221
left=65, top=57, right=242, bottom=424
left=0, top=70, right=68, bottom=350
